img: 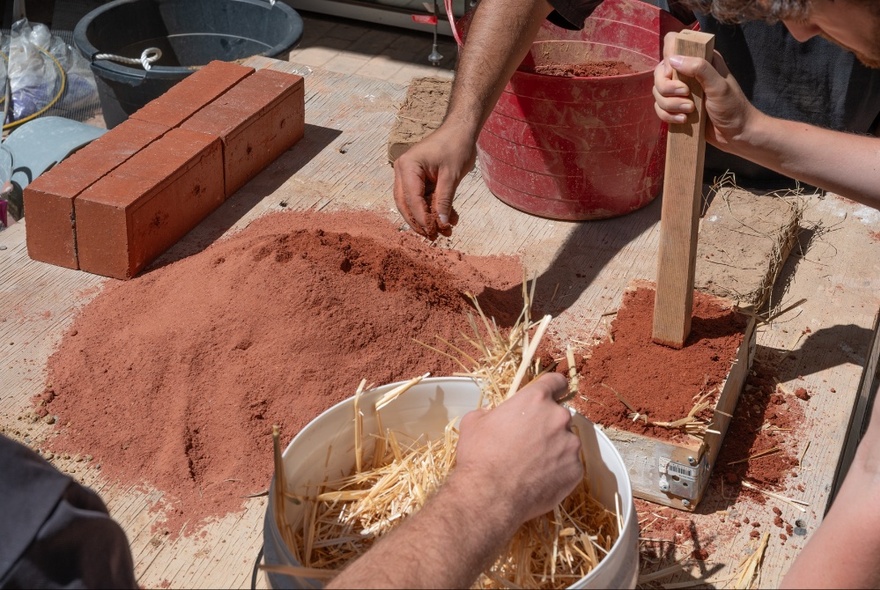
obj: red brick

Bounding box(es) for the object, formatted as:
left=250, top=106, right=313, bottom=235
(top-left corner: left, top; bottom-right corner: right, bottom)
left=75, top=128, right=224, bottom=279
left=130, top=61, right=255, bottom=128
left=24, top=119, right=168, bottom=269
left=181, top=68, right=305, bottom=196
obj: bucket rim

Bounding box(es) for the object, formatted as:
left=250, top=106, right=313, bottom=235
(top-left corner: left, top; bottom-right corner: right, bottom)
left=73, top=0, right=303, bottom=80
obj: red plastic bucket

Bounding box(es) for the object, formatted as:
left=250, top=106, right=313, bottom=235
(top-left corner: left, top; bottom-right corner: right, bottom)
left=465, top=0, right=684, bottom=220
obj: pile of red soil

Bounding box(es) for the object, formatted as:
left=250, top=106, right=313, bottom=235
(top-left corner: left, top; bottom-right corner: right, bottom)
left=41, top=210, right=523, bottom=533
left=570, top=287, right=748, bottom=443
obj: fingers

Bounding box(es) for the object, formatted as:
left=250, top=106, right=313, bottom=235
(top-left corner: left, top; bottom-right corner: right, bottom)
left=391, top=124, right=477, bottom=239
left=393, top=157, right=459, bottom=241
left=454, top=372, right=583, bottom=522
left=653, top=48, right=695, bottom=125
left=668, top=54, right=725, bottom=91
left=653, top=78, right=693, bottom=124
left=393, top=158, right=436, bottom=239
left=432, top=169, right=459, bottom=235
left=662, top=31, right=677, bottom=59
left=436, top=207, right=460, bottom=238
left=653, top=51, right=729, bottom=124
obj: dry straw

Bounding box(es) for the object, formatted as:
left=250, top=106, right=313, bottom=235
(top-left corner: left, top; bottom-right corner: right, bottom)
left=272, top=278, right=620, bottom=588
left=603, top=380, right=716, bottom=438
left=733, top=532, right=770, bottom=589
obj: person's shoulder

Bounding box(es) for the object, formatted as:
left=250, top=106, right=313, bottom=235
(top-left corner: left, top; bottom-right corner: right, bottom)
left=0, top=435, right=73, bottom=578
left=0, top=434, right=137, bottom=588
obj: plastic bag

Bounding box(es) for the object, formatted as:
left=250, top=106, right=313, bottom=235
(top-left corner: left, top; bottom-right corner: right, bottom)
left=0, top=47, right=7, bottom=123
left=2, top=19, right=99, bottom=125
left=45, top=25, right=100, bottom=115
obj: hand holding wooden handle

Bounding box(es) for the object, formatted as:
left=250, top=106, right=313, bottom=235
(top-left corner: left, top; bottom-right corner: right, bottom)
left=652, top=30, right=716, bottom=349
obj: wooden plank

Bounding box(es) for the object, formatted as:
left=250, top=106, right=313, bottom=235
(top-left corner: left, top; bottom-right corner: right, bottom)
left=652, top=30, right=715, bottom=348
left=2, top=55, right=880, bottom=590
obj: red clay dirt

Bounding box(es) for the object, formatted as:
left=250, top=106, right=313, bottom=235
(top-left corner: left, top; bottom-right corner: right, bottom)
left=40, top=209, right=524, bottom=534
left=531, top=60, right=636, bottom=77
left=713, top=357, right=802, bottom=490
left=635, top=356, right=805, bottom=571
left=570, top=287, right=747, bottom=443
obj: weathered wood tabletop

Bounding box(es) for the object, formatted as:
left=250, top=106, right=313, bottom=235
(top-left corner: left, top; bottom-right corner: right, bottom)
left=2, top=55, right=879, bottom=588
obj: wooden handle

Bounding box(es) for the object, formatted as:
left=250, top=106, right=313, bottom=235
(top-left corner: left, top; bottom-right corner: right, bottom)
left=652, top=30, right=716, bottom=349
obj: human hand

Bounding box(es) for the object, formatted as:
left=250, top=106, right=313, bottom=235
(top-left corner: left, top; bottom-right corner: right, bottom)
left=652, top=32, right=761, bottom=152
left=454, top=373, right=584, bottom=524
left=392, top=122, right=476, bottom=240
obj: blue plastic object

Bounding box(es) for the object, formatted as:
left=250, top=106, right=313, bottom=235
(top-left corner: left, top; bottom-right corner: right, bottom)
left=1, top=116, right=105, bottom=219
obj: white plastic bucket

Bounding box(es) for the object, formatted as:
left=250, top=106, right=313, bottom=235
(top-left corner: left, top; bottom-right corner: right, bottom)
left=263, top=377, right=638, bottom=589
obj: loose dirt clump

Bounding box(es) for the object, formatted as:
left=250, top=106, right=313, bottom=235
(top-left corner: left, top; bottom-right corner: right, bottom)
left=40, top=209, right=524, bottom=534
left=713, top=357, right=803, bottom=494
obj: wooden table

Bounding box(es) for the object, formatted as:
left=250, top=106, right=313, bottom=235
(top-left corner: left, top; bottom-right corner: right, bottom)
left=2, top=56, right=879, bottom=588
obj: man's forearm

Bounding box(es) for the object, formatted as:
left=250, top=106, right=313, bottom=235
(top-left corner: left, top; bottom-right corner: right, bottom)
left=444, top=0, right=554, bottom=136
left=731, top=112, right=880, bottom=206
left=781, top=448, right=880, bottom=588
left=326, top=468, right=518, bottom=589
left=782, top=395, right=880, bottom=589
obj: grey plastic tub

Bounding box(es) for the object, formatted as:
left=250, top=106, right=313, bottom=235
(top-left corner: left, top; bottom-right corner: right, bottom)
left=73, top=0, right=304, bottom=127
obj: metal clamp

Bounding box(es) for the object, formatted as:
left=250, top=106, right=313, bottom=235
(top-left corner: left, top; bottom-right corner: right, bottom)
left=658, top=455, right=708, bottom=501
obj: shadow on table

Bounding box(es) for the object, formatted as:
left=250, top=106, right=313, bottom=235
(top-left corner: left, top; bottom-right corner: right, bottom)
left=639, top=518, right=725, bottom=588
left=473, top=196, right=661, bottom=328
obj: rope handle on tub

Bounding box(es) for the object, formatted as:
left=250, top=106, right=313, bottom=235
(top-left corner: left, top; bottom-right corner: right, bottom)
left=93, top=47, right=162, bottom=71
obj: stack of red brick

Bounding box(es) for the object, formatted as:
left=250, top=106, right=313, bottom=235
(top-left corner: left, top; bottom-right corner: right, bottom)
left=24, top=61, right=305, bottom=280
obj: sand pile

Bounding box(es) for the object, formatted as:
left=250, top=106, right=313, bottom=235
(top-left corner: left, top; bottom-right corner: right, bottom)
left=41, top=210, right=523, bottom=533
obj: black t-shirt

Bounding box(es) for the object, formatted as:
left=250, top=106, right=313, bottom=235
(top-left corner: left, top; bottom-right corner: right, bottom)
left=546, top=0, right=880, bottom=188
left=0, top=435, right=137, bottom=589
